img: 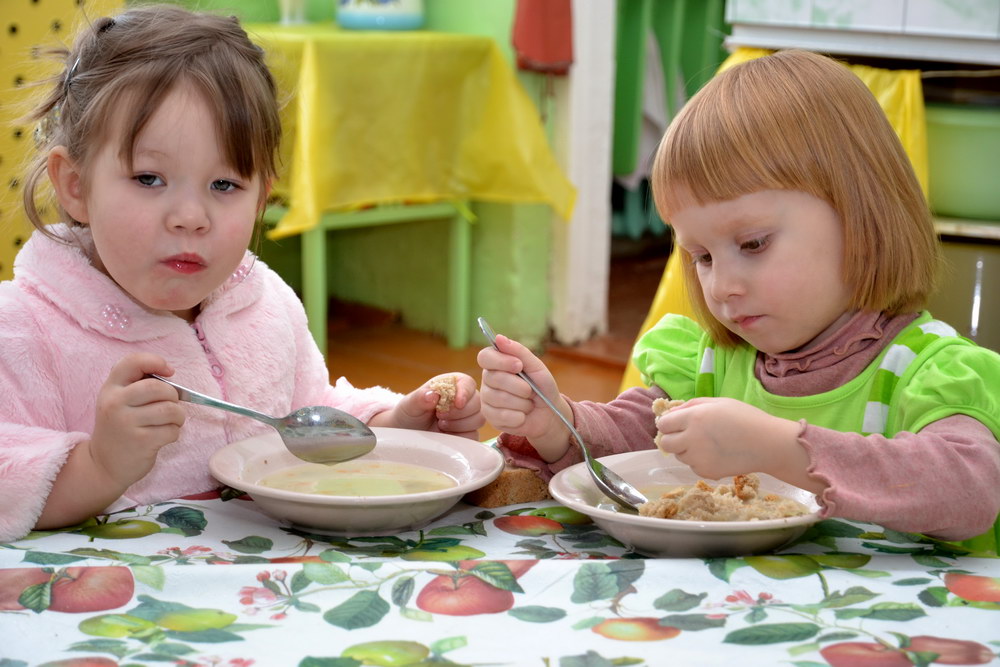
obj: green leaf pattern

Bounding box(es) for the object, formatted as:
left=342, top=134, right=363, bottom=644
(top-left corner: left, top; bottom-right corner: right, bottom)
left=0, top=495, right=996, bottom=666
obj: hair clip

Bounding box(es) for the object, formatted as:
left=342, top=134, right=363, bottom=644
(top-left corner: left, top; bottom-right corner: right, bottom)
left=63, top=56, right=81, bottom=96
left=64, top=17, right=115, bottom=96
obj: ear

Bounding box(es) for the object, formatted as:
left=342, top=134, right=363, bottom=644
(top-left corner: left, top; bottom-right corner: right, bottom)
left=47, top=146, right=89, bottom=223
left=257, top=178, right=273, bottom=215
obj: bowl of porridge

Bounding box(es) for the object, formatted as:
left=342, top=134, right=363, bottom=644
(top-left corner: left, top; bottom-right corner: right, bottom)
left=548, top=450, right=821, bottom=557
left=210, top=427, right=503, bottom=535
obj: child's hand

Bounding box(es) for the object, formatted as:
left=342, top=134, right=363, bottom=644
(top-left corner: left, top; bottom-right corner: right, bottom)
left=371, top=373, right=484, bottom=439
left=655, top=397, right=803, bottom=481
left=89, top=353, right=187, bottom=488
left=477, top=333, right=572, bottom=461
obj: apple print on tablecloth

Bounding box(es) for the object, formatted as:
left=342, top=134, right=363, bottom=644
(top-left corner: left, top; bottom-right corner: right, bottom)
left=820, top=636, right=995, bottom=666
left=415, top=559, right=536, bottom=616
left=0, top=566, right=134, bottom=613
left=944, top=573, right=1000, bottom=603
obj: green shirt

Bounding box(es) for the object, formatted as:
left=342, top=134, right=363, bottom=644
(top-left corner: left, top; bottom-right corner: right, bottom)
left=633, top=312, right=1000, bottom=554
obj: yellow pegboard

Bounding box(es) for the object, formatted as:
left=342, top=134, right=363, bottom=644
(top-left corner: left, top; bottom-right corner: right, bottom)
left=0, top=0, right=121, bottom=281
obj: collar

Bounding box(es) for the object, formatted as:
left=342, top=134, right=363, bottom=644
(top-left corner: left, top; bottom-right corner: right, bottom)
left=14, top=224, right=263, bottom=342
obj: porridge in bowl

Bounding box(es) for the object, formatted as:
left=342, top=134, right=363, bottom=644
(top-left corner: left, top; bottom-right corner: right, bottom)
left=638, top=473, right=809, bottom=521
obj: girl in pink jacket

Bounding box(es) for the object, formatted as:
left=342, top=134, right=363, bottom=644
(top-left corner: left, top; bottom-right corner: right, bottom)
left=0, top=5, right=483, bottom=542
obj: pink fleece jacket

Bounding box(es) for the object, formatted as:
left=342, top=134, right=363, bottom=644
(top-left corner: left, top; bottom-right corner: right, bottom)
left=0, top=225, right=401, bottom=542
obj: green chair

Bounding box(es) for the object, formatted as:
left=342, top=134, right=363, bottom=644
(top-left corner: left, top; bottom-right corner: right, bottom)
left=263, top=202, right=471, bottom=355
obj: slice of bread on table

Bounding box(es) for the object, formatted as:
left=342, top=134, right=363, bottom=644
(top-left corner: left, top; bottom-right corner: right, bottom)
left=464, top=465, right=551, bottom=508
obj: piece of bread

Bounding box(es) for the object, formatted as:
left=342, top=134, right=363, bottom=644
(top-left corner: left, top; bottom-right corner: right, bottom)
left=464, top=465, right=551, bottom=508
left=652, top=398, right=684, bottom=449
left=652, top=397, right=684, bottom=416
left=429, top=375, right=457, bottom=412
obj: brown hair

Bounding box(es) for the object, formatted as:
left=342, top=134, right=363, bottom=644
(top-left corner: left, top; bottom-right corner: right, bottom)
left=22, top=4, right=281, bottom=237
left=651, top=49, right=939, bottom=345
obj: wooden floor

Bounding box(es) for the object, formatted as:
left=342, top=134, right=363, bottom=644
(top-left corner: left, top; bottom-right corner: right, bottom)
left=324, top=248, right=668, bottom=441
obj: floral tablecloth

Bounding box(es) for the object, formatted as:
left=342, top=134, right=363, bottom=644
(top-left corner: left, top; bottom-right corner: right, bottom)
left=1, top=491, right=998, bottom=667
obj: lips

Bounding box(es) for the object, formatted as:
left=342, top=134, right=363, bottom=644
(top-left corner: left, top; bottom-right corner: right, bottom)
left=732, top=315, right=762, bottom=328
left=162, top=253, right=206, bottom=274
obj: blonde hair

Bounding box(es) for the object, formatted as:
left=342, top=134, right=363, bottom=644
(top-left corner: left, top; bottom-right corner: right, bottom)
left=22, top=4, right=281, bottom=237
left=651, top=49, right=938, bottom=345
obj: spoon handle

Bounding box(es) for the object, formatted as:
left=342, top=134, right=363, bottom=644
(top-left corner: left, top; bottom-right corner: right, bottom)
left=148, top=374, right=280, bottom=428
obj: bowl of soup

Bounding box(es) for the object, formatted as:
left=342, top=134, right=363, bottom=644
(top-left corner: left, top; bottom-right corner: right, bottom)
left=548, top=450, right=821, bottom=557
left=209, top=427, right=504, bottom=535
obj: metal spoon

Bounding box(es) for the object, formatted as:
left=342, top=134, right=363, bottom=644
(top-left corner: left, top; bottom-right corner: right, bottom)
left=148, top=374, right=376, bottom=464
left=477, top=317, right=648, bottom=512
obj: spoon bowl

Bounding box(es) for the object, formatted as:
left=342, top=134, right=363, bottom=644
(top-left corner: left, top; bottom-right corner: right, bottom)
left=477, top=317, right=648, bottom=512
left=149, top=375, right=376, bottom=464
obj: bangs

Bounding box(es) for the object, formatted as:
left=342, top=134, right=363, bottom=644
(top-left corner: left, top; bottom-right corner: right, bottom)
left=83, top=54, right=278, bottom=188
left=649, top=49, right=938, bottom=346
left=651, top=62, right=836, bottom=222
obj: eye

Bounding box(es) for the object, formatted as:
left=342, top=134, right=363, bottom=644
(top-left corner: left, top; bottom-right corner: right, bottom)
left=741, top=236, right=769, bottom=253
left=134, top=173, right=163, bottom=187
left=690, top=252, right=712, bottom=266
left=211, top=179, right=239, bottom=193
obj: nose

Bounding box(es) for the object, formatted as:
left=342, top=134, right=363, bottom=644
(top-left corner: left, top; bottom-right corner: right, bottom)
left=167, top=192, right=211, bottom=233
left=705, top=260, right=745, bottom=303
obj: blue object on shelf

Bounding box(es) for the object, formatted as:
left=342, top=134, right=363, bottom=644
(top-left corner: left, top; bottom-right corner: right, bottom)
left=337, top=0, right=425, bottom=30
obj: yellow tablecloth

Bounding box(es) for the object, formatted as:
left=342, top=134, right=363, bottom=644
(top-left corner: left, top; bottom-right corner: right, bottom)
left=246, top=24, right=576, bottom=240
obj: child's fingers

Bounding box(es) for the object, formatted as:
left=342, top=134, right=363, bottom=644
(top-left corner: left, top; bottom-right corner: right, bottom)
left=438, top=411, right=485, bottom=434
left=446, top=387, right=480, bottom=416
left=655, top=407, right=690, bottom=455
left=654, top=430, right=687, bottom=457
left=482, top=389, right=535, bottom=419
left=477, top=345, right=522, bottom=374
left=494, top=333, right=550, bottom=377
left=481, top=405, right=529, bottom=431
left=106, top=352, right=173, bottom=386
left=448, top=373, right=478, bottom=411
left=481, top=373, right=536, bottom=412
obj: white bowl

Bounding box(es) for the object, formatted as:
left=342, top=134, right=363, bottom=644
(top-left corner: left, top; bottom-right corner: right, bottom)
left=209, top=427, right=503, bottom=535
left=549, top=450, right=821, bottom=558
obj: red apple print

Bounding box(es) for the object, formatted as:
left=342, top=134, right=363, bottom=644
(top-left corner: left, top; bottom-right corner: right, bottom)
left=591, top=617, right=680, bottom=642
left=179, top=490, right=222, bottom=500
left=494, top=515, right=563, bottom=536
left=907, top=636, right=995, bottom=665
left=820, top=642, right=912, bottom=667
left=416, top=573, right=514, bottom=615
left=457, top=559, right=537, bottom=579
left=944, top=573, right=1000, bottom=603
left=0, top=568, right=51, bottom=610
left=48, top=567, right=135, bottom=613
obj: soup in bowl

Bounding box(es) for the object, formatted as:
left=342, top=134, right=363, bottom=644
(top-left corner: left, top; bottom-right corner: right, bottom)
left=209, top=427, right=504, bottom=535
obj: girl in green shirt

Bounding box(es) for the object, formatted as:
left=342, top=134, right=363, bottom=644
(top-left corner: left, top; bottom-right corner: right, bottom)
left=479, top=49, right=1000, bottom=554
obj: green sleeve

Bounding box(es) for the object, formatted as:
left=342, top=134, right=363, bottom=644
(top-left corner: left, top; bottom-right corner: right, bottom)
left=631, top=314, right=706, bottom=400
left=893, top=340, right=1000, bottom=440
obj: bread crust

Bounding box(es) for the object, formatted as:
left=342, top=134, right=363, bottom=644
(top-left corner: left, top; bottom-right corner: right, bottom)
left=464, top=465, right=551, bottom=508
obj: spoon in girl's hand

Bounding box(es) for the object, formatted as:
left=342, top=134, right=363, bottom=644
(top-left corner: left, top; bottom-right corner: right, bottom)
left=148, top=374, right=376, bottom=464
left=477, top=317, right=648, bottom=512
